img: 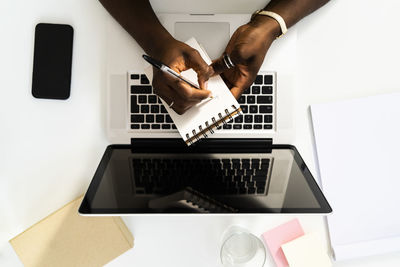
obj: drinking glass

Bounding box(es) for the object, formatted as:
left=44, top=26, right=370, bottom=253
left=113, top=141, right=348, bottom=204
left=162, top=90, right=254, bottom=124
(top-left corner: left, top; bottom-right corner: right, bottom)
left=220, top=226, right=266, bottom=267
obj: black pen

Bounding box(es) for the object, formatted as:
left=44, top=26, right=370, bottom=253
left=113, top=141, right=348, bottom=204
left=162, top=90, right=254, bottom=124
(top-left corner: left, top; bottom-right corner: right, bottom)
left=143, top=54, right=201, bottom=89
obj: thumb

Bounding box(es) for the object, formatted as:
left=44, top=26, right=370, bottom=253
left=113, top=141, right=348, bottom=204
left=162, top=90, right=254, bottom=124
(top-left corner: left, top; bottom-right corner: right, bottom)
left=186, top=49, right=213, bottom=90
left=210, top=55, right=230, bottom=76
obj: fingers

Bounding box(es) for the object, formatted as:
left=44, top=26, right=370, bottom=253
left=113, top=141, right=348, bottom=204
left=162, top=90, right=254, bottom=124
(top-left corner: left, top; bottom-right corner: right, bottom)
left=163, top=72, right=211, bottom=100
left=152, top=69, right=212, bottom=115
left=185, top=49, right=213, bottom=89
left=210, top=56, right=230, bottom=76
left=210, top=50, right=242, bottom=76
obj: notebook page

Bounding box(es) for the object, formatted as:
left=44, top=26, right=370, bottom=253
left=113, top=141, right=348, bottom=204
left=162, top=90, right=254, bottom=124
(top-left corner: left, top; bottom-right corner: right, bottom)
left=144, top=37, right=240, bottom=145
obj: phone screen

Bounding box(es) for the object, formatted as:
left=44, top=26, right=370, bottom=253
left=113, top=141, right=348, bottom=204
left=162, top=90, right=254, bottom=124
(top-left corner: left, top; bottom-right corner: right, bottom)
left=32, top=23, right=73, bottom=100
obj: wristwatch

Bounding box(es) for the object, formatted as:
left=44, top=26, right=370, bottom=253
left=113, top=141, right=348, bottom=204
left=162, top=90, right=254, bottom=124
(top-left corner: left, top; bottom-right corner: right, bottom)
left=251, top=10, right=288, bottom=38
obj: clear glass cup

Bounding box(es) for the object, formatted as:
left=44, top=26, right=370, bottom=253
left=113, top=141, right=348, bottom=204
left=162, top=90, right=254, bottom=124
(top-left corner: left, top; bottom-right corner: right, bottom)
left=220, top=226, right=266, bottom=267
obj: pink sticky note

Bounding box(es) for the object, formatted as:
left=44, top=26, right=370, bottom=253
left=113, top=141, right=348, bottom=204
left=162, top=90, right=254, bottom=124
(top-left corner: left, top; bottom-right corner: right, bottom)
left=262, top=219, right=305, bottom=267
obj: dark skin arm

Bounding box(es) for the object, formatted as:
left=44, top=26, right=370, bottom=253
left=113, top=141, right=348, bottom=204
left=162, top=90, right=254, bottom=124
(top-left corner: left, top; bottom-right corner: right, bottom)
left=99, top=0, right=212, bottom=114
left=211, top=0, right=330, bottom=98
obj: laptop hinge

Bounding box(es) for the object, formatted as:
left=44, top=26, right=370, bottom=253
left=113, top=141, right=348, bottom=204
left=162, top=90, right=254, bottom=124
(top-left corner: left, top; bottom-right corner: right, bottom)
left=130, top=138, right=273, bottom=153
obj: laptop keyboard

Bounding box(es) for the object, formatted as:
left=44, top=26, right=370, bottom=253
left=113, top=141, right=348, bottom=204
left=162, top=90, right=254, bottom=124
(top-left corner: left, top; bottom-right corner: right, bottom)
left=131, top=157, right=271, bottom=195
left=128, top=71, right=275, bottom=131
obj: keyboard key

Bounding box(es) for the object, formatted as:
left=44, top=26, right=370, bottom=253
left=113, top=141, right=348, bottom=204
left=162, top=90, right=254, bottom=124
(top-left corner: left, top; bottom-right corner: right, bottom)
left=138, top=95, right=147, bottom=103
left=254, top=124, right=262, bottom=129
left=264, top=75, right=273, bottom=85
left=166, top=115, right=173, bottom=123
left=233, top=125, right=242, bottom=129
left=259, top=105, right=273, bottom=113
left=141, top=105, right=149, bottom=113
left=249, top=105, right=258, bottom=113
left=131, top=95, right=139, bottom=113
left=255, top=75, right=263, bottom=84
left=141, top=74, right=150, bottom=84
left=234, top=115, right=243, bottom=123
left=252, top=86, right=260, bottom=94
left=264, top=124, right=273, bottom=129
left=243, top=87, right=250, bottom=94
left=158, top=98, right=162, bottom=104
left=248, top=187, right=256, bottom=194
left=240, top=105, right=248, bottom=113
left=260, top=163, right=269, bottom=170
left=253, top=175, right=266, bottom=181
left=261, top=159, right=270, bottom=164
left=257, top=96, right=273, bottom=104
left=223, top=124, right=232, bottom=129
left=236, top=169, right=244, bottom=176
left=151, top=124, right=160, bottom=129
left=254, top=115, right=263, bottom=123
left=244, top=115, right=253, bottom=123
left=141, top=124, right=150, bottom=129
left=242, top=162, right=251, bottom=170
left=151, top=105, right=159, bottom=113
left=222, top=159, right=230, bottom=165
left=262, top=86, right=273, bottom=94
left=131, top=85, right=152, bottom=94
left=162, top=124, right=171, bottom=129
left=130, top=74, right=139, bottom=80
left=264, top=115, right=273, bottom=123
left=256, top=181, right=266, bottom=188
left=146, top=115, right=154, bottom=123
left=148, top=95, right=157, bottom=103
left=255, top=169, right=268, bottom=176
left=244, top=125, right=252, bottom=129
left=172, top=124, right=177, bottom=129
left=232, top=158, right=240, bottom=164
left=131, top=115, right=144, bottom=123
left=242, top=175, right=251, bottom=182
left=257, top=187, right=265, bottom=194
left=247, top=95, right=255, bottom=104
left=156, top=115, right=164, bottom=123
left=161, top=105, right=167, bottom=113
left=238, top=96, right=245, bottom=104
left=130, top=124, right=140, bottom=129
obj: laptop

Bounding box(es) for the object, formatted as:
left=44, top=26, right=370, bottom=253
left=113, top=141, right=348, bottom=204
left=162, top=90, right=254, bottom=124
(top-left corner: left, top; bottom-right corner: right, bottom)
left=79, top=14, right=331, bottom=214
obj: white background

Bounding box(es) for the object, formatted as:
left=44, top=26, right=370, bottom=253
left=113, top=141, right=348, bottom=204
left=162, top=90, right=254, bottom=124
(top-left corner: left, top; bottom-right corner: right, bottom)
left=1, top=0, right=400, bottom=266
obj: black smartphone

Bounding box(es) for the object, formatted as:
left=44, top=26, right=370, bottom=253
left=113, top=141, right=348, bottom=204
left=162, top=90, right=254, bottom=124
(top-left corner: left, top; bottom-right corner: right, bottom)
left=32, top=23, right=74, bottom=100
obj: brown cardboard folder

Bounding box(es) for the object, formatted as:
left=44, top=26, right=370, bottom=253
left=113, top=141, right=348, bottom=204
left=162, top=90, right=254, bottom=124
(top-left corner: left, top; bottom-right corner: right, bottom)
left=10, top=196, right=134, bottom=267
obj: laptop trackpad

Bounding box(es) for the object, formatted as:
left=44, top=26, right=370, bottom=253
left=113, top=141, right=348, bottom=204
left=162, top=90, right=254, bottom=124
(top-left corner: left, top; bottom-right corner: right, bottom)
left=174, top=22, right=230, bottom=60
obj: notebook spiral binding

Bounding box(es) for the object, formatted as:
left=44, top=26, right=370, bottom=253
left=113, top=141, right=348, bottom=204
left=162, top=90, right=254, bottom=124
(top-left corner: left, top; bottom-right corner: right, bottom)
left=185, top=105, right=242, bottom=145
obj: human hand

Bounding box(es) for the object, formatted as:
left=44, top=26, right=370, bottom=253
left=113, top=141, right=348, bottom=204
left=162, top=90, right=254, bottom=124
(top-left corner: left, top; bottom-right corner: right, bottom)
left=211, top=16, right=280, bottom=98
left=151, top=38, right=213, bottom=115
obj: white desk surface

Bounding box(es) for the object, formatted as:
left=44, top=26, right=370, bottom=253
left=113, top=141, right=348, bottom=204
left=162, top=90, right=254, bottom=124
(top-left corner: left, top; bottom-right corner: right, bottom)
left=1, top=0, right=400, bottom=266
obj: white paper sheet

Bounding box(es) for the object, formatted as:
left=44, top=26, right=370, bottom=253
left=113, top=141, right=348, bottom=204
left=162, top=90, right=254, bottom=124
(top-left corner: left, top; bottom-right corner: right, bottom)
left=310, top=92, right=400, bottom=261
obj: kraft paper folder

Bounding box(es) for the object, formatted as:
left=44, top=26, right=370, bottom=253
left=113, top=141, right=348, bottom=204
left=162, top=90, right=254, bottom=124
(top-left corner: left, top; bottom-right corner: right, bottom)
left=10, top=196, right=134, bottom=267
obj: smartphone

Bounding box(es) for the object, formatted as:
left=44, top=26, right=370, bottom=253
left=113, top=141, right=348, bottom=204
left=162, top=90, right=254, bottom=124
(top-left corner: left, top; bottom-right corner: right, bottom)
left=32, top=23, right=74, bottom=100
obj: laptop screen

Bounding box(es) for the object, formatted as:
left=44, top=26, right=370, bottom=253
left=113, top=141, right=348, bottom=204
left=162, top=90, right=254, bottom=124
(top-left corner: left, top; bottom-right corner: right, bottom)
left=80, top=141, right=331, bottom=214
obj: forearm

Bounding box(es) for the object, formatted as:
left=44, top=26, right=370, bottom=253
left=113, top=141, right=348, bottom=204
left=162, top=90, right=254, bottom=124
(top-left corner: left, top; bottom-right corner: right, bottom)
left=98, top=0, right=173, bottom=56
left=253, top=0, right=330, bottom=37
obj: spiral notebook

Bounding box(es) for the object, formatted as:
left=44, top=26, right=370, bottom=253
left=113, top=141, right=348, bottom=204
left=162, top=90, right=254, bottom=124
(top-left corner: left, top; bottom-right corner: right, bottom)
left=144, top=37, right=241, bottom=146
